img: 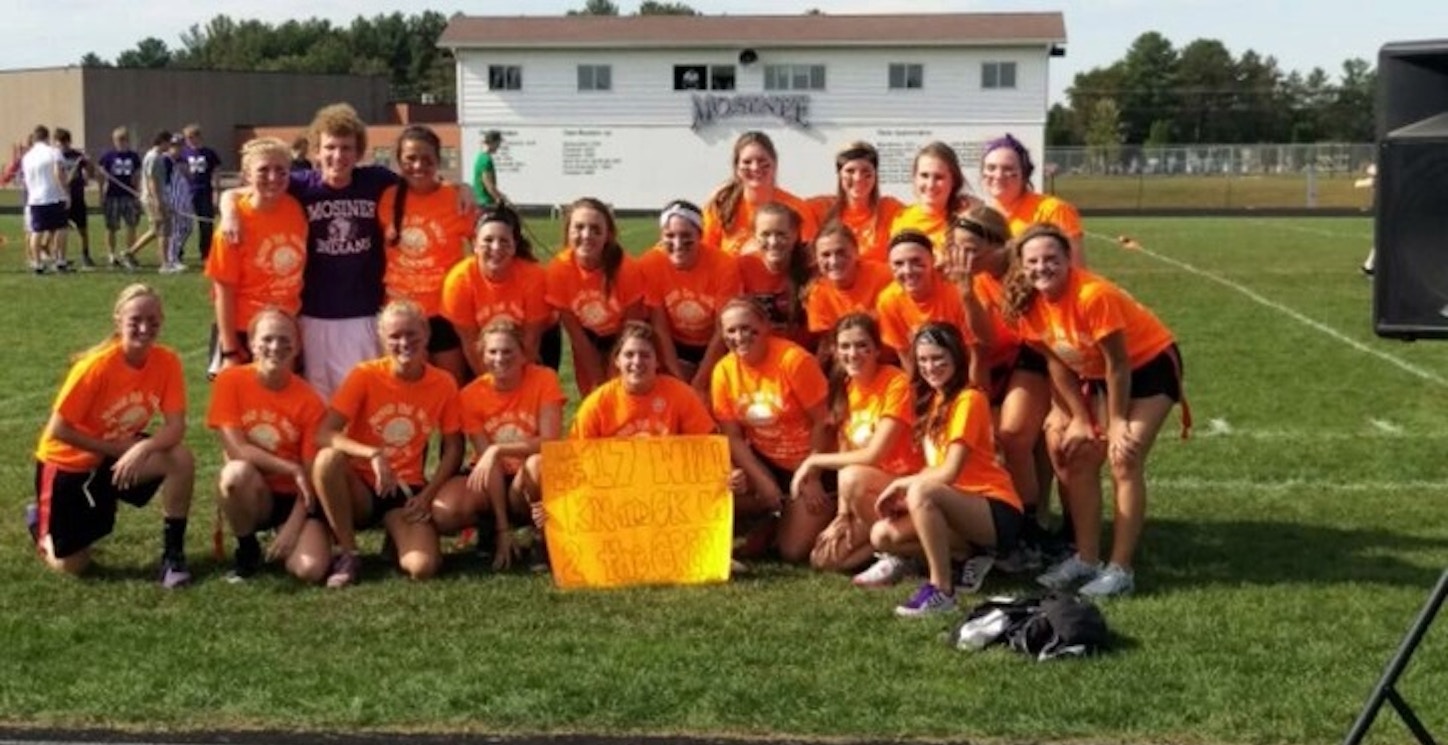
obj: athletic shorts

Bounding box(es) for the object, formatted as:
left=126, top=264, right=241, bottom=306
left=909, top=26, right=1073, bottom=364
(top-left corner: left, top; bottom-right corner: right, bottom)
left=359, top=483, right=427, bottom=530
left=1014, top=346, right=1049, bottom=376
left=104, top=195, right=141, bottom=230
left=985, top=498, right=1023, bottom=554
left=1087, top=344, right=1184, bottom=402
left=539, top=323, right=563, bottom=371
left=34, top=459, right=164, bottom=559
left=752, top=446, right=838, bottom=499
left=144, top=200, right=170, bottom=233
left=580, top=327, right=618, bottom=365
left=427, top=315, right=462, bottom=355
left=300, top=315, right=380, bottom=401
left=987, top=347, right=1049, bottom=406
left=67, top=199, right=88, bottom=229
left=28, top=202, right=68, bottom=233
left=260, top=492, right=299, bottom=531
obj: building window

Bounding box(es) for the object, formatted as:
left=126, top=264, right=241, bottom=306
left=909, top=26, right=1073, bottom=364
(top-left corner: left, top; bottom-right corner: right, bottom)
left=888, top=63, right=923, bottom=90
left=675, top=64, right=735, bottom=91
left=764, top=64, right=825, bottom=91
left=489, top=65, right=522, bottom=91
left=982, top=61, right=1017, bottom=90
left=578, top=64, right=612, bottom=92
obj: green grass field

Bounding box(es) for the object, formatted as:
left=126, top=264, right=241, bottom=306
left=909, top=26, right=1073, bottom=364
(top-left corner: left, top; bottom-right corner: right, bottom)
left=1, top=214, right=1445, bottom=745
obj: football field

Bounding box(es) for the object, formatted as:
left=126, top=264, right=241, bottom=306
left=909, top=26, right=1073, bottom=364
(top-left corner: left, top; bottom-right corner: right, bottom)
left=0, top=214, right=1444, bottom=745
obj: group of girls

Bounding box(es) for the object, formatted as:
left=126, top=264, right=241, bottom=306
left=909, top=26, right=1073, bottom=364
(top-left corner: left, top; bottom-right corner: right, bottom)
left=27, top=111, right=1184, bottom=610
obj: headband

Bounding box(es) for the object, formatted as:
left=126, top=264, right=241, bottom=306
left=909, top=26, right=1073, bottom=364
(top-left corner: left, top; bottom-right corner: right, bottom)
left=837, top=146, right=879, bottom=168
left=916, top=325, right=954, bottom=348
left=659, top=202, right=704, bottom=230
left=953, top=216, right=1007, bottom=246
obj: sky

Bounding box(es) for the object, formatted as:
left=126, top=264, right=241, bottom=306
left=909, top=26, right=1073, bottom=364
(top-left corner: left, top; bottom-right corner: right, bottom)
left=2, top=0, right=1439, bottom=104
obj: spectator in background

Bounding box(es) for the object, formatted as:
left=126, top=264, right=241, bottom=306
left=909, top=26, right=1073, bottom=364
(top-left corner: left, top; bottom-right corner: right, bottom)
left=21, top=125, right=70, bottom=274
left=55, top=128, right=98, bottom=270
left=472, top=130, right=504, bottom=208
left=289, top=136, right=311, bottom=174
left=98, top=127, right=143, bottom=267
left=181, top=124, right=222, bottom=262
left=163, top=134, right=193, bottom=274
left=122, top=130, right=174, bottom=270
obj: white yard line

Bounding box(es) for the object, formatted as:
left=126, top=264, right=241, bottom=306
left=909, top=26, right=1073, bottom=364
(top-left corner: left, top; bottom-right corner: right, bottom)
left=1244, top=218, right=1374, bottom=241
left=1090, top=232, right=1448, bottom=389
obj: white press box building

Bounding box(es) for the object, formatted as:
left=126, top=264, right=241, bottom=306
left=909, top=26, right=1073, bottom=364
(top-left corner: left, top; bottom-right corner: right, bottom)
left=440, top=12, right=1066, bottom=211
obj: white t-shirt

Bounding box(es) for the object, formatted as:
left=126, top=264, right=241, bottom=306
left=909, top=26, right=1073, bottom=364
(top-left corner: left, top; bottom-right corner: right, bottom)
left=21, top=142, right=66, bottom=205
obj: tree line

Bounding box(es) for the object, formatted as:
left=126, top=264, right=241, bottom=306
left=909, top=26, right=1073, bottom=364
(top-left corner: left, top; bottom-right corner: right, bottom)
left=1051, top=31, right=1376, bottom=149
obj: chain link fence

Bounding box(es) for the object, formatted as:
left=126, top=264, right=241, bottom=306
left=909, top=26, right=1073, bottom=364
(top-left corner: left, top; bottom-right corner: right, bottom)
left=1043, top=143, right=1377, bottom=210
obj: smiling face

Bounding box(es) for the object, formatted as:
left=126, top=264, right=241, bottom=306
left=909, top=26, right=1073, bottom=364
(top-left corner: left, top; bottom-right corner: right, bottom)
left=247, top=152, right=290, bottom=202
left=838, top=158, right=877, bottom=205
left=115, top=294, right=163, bottom=360
left=615, top=335, right=659, bottom=394
left=735, top=142, right=776, bottom=192
left=981, top=147, right=1026, bottom=203
left=482, top=329, right=524, bottom=384
left=249, top=312, right=298, bottom=378
left=888, top=240, right=934, bottom=297
left=398, top=137, right=440, bottom=192
left=380, top=308, right=429, bottom=373
left=720, top=304, right=768, bottom=363
left=914, top=339, right=955, bottom=392
left=661, top=215, right=702, bottom=270
left=913, top=155, right=954, bottom=212
left=835, top=324, right=878, bottom=380
left=815, top=232, right=858, bottom=284
left=755, top=211, right=798, bottom=274
left=475, top=220, right=517, bottom=278
left=317, top=132, right=359, bottom=186
left=568, top=206, right=610, bottom=269
left=1019, top=234, right=1071, bottom=299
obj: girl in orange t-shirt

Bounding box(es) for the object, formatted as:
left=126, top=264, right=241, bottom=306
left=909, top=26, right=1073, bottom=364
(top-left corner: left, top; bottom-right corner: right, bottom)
left=807, top=141, right=904, bottom=263
left=889, top=141, right=978, bottom=262
left=441, top=205, right=558, bottom=375
left=980, top=133, right=1086, bottom=265
left=571, top=321, right=718, bottom=439
left=739, top=202, right=814, bottom=348
left=875, top=230, right=977, bottom=381
left=711, top=299, right=833, bottom=565
left=207, top=308, right=331, bottom=583
left=433, top=319, right=565, bottom=570
left=205, top=137, right=307, bottom=377
left=804, top=222, right=894, bottom=346
left=1009, top=224, right=1184, bottom=599
left=30, top=284, right=195, bottom=586
left=639, top=199, right=740, bottom=394
left=544, top=197, right=647, bottom=397
left=871, top=323, right=1023, bottom=617
left=702, top=131, right=819, bottom=255
left=312, top=300, right=464, bottom=587
left=378, top=126, right=478, bottom=383
left=793, top=313, right=923, bottom=575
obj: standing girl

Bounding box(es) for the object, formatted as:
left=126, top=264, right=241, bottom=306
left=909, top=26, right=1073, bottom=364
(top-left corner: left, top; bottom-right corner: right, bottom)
left=703, top=131, right=818, bottom=255
left=980, top=133, right=1085, bottom=263
left=803, top=223, right=894, bottom=351
left=874, top=230, right=974, bottom=377
left=808, top=141, right=903, bottom=263
left=890, top=141, right=975, bottom=262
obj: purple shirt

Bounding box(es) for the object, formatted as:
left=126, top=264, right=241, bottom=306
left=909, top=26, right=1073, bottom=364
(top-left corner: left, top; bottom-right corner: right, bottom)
left=97, top=149, right=141, bottom=200
left=291, top=165, right=399, bottom=320
left=181, top=145, right=221, bottom=195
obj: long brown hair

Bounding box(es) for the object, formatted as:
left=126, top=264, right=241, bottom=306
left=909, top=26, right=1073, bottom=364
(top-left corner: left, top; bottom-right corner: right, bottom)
left=562, top=197, right=624, bottom=294
left=910, top=322, right=970, bottom=444
left=822, top=141, right=880, bottom=227
left=826, top=312, right=881, bottom=428
left=914, top=141, right=971, bottom=215
left=711, top=131, right=777, bottom=231
left=1002, top=222, right=1074, bottom=323
left=755, top=202, right=813, bottom=328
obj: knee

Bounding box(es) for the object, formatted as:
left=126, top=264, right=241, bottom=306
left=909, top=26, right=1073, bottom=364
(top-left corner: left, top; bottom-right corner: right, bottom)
left=777, top=534, right=812, bottom=565
left=167, top=444, right=196, bottom=477
left=289, top=552, right=330, bottom=585
left=903, top=482, right=934, bottom=514
left=217, top=460, right=257, bottom=500
left=313, top=448, right=348, bottom=479
left=870, top=520, right=898, bottom=552
left=997, top=425, right=1038, bottom=458
left=398, top=550, right=440, bottom=581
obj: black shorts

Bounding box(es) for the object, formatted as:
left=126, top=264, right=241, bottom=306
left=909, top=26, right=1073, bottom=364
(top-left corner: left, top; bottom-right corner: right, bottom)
left=753, top=447, right=839, bottom=497
left=104, top=195, right=141, bottom=230
left=261, top=492, right=299, bottom=531
left=28, top=202, right=69, bottom=233
left=676, top=341, right=709, bottom=367
left=1087, top=344, right=1183, bottom=402
left=581, top=327, right=618, bottom=364
left=67, top=199, right=88, bottom=229
left=539, top=323, right=563, bottom=371
left=427, top=315, right=462, bottom=355
left=987, top=498, right=1024, bottom=553
left=1014, top=346, right=1049, bottom=376
left=360, top=483, right=426, bottom=530
left=34, top=459, right=164, bottom=559
left=987, top=347, right=1050, bottom=406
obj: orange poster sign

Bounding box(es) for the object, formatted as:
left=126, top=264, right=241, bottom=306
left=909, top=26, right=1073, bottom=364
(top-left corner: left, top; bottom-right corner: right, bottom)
left=540, top=435, right=733, bottom=589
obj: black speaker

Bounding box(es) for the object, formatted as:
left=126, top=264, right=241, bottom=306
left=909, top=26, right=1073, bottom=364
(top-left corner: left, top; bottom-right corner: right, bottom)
left=1374, top=40, right=1448, bottom=339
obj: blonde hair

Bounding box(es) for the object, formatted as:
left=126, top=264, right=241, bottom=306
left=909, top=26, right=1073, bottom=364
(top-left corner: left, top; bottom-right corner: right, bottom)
left=308, top=103, right=368, bottom=155
left=378, top=299, right=427, bottom=329
left=478, top=318, right=524, bottom=358
left=111, top=126, right=129, bottom=140
left=246, top=306, right=300, bottom=342
left=78, top=283, right=162, bottom=360
left=182, top=123, right=202, bottom=138
left=239, top=137, right=291, bottom=180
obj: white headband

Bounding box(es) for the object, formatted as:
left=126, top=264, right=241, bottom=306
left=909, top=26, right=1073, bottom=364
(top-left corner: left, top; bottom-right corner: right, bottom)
left=659, top=203, right=703, bottom=230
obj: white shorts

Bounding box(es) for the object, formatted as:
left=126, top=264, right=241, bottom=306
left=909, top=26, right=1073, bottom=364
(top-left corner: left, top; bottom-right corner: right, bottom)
left=300, top=315, right=380, bottom=402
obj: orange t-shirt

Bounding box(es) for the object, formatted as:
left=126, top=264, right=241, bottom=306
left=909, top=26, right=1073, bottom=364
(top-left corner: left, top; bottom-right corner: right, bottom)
left=458, top=364, right=566, bottom=473
left=570, top=375, right=717, bottom=439
left=702, top=187, right=820, bottom=256
left=207, top=365, right=327, bottom=493
left=809, top=195, right=905, bottom=263
left=710, top=337, right=828, bottom=470
left=34, top=343, right=186, bottom=471
left=998, top=191, right=1083, bottom=239
left=804, top=260, right=894, bottom=334
left=638, top=245, right=742, bottom=347
left=875, top=280, right=974, bottom=356
left=204, top=193, right=307, bottom=332
left=737, top=252, right=804, bottom=335
left=440, top=258, right=550, bottom=332
left=378, top=183, right=475, bottom=317
left=840, top=365, right=923, bottom=476
left=972, top=272, right=1023, bottom=371
left=1015, top=269, right=1175, bottom=380
left=889, top=204, right=953, bottom=262
left=330, top=358, right=462, bottom=486
left=924, top=387, right=1021, bottom=510
left=544, top=247, right=646, bottom=336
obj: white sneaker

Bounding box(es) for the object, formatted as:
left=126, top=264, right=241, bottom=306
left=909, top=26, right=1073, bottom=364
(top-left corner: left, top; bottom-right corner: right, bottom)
left=956, top=554, right=994, bottom=594
left=1037, top=554, right=1102, bottom=590
left=852, top=553, right=911, bottom=588
left=1079, top=563, right=1134, bottom=598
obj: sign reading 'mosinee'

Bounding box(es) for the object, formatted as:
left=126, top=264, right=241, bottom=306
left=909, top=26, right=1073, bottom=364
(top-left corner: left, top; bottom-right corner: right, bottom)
left=692, top=93, right=811, bottom=130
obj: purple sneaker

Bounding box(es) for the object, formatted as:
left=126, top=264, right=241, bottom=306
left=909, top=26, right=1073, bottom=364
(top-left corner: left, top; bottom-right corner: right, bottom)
left=894, top=582, right=957, bottom=618
left=24, top=503, right=39, bottom=544
left=326, top=552, right=361, bottom=588
left=159, top=555, right=192, bottom=589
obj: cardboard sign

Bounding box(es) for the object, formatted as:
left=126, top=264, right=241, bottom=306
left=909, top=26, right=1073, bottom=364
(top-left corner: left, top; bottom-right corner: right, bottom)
left=541, top=435, right=733, bottom=589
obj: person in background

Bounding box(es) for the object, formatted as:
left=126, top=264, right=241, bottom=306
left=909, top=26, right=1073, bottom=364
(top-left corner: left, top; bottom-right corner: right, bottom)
left=890, top=141, right=976, bottom=261
left=472, top=130, right=504, bottom=208
left=97, top=127, right=143, bottom=267
left=738, top=202, right=815, bottom=348
left=55, top=128, right=98, bottom=269
left=803, top=222, right=894, bottom=358
left=121, top=130, right=173, bottom=271
left=162, top=135, right=193, bottom=274
left=289, top=136, right=312, bottom=174
left=20, top=125, right=70, bottom=274
left=180, top=124, right=222, bottom=263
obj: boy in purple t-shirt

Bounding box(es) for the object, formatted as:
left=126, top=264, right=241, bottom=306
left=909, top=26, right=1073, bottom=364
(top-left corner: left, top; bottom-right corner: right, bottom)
left=180, top=124, right=222, bottom=263
left=97, top=127, right=143, bottom=265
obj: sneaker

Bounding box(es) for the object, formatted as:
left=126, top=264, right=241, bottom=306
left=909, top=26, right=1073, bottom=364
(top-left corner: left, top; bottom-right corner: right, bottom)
left=995, top=544, right=1043, bottom=574
left=107, top=253, right=119, bottom=269
left=325, top=552, right=361, bottom=588
left=158, top=262, right=181, bottom=275
left=117, top=254, right=138, bottom=271
left=852, top=553, right=911, bottom=588
left=24, top=503, right=39, bottom=544
left=956, top=554, right=995, bottom=594
left=53, top=260, right=72, bottom=273
left=159, top=555, right=192, bottom=589
left=894, top=583, right=957, bottom=618
left=1079, top=563, right=1135, bottom=598
left=29, top=261, right=45, bottom=276
left=1037, top=554, right=1102, bottom=591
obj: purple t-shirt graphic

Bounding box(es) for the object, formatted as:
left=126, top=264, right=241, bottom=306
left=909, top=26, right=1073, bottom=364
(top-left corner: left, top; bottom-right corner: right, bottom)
left=291, top=165, right=398, bottom=320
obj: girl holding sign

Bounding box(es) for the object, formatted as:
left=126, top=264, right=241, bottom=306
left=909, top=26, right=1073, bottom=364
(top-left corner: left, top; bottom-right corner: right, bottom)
left=433, top=319, right=565, bottom=571
left=702, top=131, right=818, bottom=255
left=794, top=313, right=923, bottom=575
left=311, top=300, right=463, bottom=587
left=871, top=323, right=1023, bottom=617
left=570, top=321, right=717, bottom=439
left=711, top=298, right=834, bottom=564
